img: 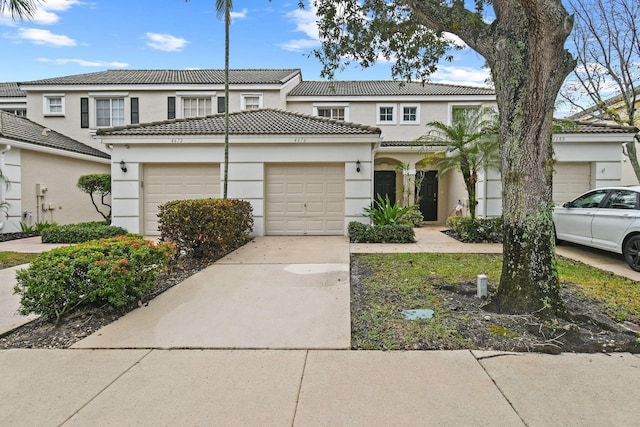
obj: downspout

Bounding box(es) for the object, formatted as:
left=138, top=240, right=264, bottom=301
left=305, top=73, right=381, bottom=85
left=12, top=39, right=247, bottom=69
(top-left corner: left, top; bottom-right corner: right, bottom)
left=0, top=144, right=11, bottom=230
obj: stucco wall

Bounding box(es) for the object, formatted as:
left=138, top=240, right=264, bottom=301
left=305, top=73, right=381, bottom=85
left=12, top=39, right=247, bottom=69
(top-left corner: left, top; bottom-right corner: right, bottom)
left=109, top=138, right=375, bottom=236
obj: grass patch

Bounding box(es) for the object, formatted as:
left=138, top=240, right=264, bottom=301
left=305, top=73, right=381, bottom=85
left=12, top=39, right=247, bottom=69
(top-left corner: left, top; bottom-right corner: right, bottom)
left=0, top=252, right=38, bottom=270
left=351, top=253, right=640, bottom=351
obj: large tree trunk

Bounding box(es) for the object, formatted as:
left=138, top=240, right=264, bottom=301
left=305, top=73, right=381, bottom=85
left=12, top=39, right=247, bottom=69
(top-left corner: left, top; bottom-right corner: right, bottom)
left=484, top=3, right=576, bottom=315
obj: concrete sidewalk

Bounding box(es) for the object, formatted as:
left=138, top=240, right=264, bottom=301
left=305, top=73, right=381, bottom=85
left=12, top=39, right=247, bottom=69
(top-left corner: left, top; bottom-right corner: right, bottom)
left=1, top=348, right=639, bottom=426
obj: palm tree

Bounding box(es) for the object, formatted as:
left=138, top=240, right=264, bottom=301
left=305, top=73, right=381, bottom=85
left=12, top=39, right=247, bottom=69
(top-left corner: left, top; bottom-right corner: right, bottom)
left=216, top=0, right=232, bottom=199
left=0, top=0, right=40, bottom=20
left=415, top=107, right=500, bottom=219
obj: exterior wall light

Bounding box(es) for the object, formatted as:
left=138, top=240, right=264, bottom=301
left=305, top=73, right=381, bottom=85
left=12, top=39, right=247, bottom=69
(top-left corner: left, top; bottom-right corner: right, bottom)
left=356, top=160, right=361, bottom=173
left=120, top=160, right=127, bottom=173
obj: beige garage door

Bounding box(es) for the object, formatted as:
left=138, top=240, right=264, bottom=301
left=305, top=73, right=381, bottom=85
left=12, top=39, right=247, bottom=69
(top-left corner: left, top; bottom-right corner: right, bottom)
left=553, top=162, right=591, bottom=204
left=143, top=163, right=220, bottom=235
left=266, top=164, right=345, bottom=235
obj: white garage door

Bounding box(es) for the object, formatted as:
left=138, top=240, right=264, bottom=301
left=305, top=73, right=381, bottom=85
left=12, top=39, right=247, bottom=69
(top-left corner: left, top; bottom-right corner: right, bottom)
left=266, top=164, right=345, bottom=235
left=553, top=162, right=591, bottom=204
left=143, top=163, right=220, bottom=235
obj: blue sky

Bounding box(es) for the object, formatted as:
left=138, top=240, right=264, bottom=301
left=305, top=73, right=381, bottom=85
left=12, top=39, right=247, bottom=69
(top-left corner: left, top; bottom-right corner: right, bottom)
left=0, top=0, right=490, bottom=85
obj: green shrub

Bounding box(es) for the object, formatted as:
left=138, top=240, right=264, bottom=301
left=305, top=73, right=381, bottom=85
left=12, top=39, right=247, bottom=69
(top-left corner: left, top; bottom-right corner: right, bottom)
left=364, top=194, right=411, bottom=226
left=40, top=222, right=127, bottom=243
left=397, top=205, right=424, bottom=227
left=348, top=221, right=415, bottom=243
left=14, top=236, right=175, bottom=324
left=35, top=221, right=58, bottom=233
left=446, top=216, right=503, bottom=243
left=157, top=198, right=253, bottom=259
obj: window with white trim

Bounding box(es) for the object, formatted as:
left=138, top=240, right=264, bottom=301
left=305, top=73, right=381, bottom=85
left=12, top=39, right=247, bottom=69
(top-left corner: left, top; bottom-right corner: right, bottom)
left=317, top=107, right=345, bottom=120
left=43, top=94, right=65, bottom=116
left=96, top=98, right=124, bottom=127
left=183, top=97, right=212, bottom=118
left=451, top=104, right=481, bottom=125
left=241, top=94, right=262, bottom=110
left=401, top=104, right=420, bottom=124
left=376, top=104, right=396, bottom=124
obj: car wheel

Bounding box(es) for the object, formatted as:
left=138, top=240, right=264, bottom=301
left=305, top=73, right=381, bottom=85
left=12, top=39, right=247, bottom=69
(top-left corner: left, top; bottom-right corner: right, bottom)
left=623, top=235, right=640, bottom=272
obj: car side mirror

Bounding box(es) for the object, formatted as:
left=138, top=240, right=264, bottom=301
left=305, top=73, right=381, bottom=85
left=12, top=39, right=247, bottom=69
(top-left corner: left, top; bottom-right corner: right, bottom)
left=562, top=201, right=573, bottom=208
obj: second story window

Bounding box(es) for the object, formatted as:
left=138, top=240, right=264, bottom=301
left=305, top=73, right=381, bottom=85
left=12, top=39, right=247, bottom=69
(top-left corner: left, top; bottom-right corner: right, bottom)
left=96, top=98, right=124, bottom=127
left=317, top=107, right=345, bottom=120
left=401, top=105, right=419, bottom=123
left=183, top=97, right=211, bottom=118
left=43, top=94, right=65, bottom=116
left=241, top=94, right=262, bottom=110
left=377, top=104, right=396, bottom=124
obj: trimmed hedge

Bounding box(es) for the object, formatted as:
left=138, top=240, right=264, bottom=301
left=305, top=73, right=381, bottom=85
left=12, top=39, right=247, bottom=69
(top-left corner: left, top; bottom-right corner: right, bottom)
left=157, top=198, right=254, bottom=259
left=40, top=222, right=128, bottom=243
left=446, top=216, right=503, bottom=243
left=348, top=221, right=415, bottom=243
left=14, top=236, right=175, bottom=324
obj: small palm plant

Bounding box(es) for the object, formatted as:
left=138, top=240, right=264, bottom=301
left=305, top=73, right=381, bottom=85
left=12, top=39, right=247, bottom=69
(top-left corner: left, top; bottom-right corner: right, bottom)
left=364, top=194, right=410, bottom=225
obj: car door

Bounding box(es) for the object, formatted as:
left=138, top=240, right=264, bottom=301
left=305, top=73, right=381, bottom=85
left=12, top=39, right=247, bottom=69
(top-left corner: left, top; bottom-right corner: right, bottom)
left=553, top=189, right=609, bottom=245
left=590, top=189, right=640, bottom=251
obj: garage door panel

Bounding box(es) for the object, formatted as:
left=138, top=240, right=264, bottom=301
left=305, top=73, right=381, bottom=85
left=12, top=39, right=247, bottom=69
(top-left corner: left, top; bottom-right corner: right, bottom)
left=143, top=164, right=220, bottom=235
left=266, top=164, right=345, bottom=235
left=553, top=163, right=591, bottom=204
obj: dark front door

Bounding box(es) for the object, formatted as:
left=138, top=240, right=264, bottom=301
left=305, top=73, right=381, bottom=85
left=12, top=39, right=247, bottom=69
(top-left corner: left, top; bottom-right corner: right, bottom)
left=374, top=171, right=396, bottom=205
left=417, top=171, right=438, bottom=221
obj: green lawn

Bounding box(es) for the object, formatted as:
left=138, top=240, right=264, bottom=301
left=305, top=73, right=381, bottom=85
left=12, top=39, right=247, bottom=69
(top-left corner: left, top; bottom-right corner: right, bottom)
left=0, top=252, right=38, bottom=270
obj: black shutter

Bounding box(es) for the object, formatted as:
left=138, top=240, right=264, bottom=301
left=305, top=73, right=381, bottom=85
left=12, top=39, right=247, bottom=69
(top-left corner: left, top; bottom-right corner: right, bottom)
left=217, top=96, right=225, bottom=114
left=131, top=97, right=139, bottom=124
left=80, top=97, right=89, bottom=128
left=168, top=96, right=176, bottom=119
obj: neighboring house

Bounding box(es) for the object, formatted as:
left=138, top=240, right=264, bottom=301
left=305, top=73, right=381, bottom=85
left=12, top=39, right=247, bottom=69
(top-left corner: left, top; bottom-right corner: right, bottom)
left=0, top=82, right=26, bottom=117
left=18, top=69, right=302, bottom=153
left=95, top=109, right=380, bottom=236
left=0, top=111, right=110, bottom=232
left=566, top=89, right=640, bottom=186
left=7, top=68, right=638, bottom=236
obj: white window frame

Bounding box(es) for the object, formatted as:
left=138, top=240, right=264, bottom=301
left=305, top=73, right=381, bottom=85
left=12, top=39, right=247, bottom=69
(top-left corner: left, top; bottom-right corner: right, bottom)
left=313, top=103, right=350, bottom=121
left=176, top=91, right=215, bottom=118
left=376, top=103, right=396, bottom=125
left=43, top=94, right=65, bottom=116
left=400, top=104, right=420, bottom=125
left=449, top=102, right=483, bottom=125
left=241, top=93, right=263, bottom=110
left=95, top=97, right=125, bottom=127
left=182, top=97, right=213, bottom=118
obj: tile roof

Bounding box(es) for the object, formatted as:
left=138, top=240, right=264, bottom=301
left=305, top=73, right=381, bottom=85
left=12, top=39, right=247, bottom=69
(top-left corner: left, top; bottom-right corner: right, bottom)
left=0, top=111, right=109, bottom=159
left=381, top=121, right=638, bottom=148
left=0, top=82, right=25, bottom=98
left=287, top=80, right=495, bottom=97
left=96, top=109, right=381, bottom=137
left=21, top=69, right=302, bottom=86
left=555, top=121, right=638, bottom=134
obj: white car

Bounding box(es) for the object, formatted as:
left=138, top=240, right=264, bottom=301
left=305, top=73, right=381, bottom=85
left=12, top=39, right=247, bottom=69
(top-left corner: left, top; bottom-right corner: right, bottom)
left=553, top=186, right=640, bottom=271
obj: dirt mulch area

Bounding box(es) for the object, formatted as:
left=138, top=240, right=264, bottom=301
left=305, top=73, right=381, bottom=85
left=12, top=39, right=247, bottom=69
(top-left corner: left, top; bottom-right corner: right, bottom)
left=0, top=232, right=39, bottom=242
left=351, top=260, right=640, bottom=354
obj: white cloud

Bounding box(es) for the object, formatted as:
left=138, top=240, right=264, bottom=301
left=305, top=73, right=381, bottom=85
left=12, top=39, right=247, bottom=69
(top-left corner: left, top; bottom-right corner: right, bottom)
left=145, top=32, right=188, bottom=52
left=230, top=8, right=248, bottom=20
left=430, top=65, right=492, bottom=87
left=0, top=0, right=82, bottom=26
left=279, top=4, right=320, bottom=52
left=14, top=28, right=76, bottom=47
left=38, top=58, right=129, bottom=68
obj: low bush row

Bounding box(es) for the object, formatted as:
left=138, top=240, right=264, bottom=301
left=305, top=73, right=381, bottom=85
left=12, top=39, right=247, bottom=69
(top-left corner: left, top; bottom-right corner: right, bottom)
left=40, top=221, right=127, bottom=243
left=348, top=222, right=416, bottom=243
left=157, top=198, right=254, bottom=260
left=446, top=216, right=503, bottom=243
left=14, top=236, right=175, bottom=324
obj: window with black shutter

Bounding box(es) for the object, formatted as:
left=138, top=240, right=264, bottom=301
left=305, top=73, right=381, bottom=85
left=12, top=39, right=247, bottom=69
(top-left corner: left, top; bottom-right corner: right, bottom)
left=168, top=96, right=176, bottom=119
left=217, top=96, right=225, bottom=114
left=80, top=97, right=89, bottom=128
left=131, top=97, right=139, bottom=124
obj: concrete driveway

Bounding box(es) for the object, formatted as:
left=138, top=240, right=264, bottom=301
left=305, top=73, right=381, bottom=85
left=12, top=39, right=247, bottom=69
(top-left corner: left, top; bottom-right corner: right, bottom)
left=73, top=236, right=351, bottom=349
